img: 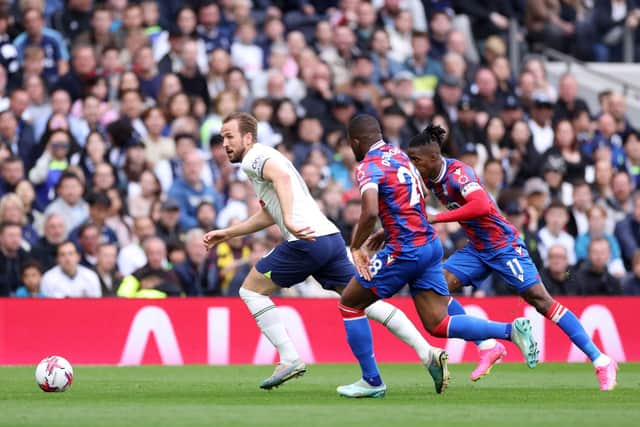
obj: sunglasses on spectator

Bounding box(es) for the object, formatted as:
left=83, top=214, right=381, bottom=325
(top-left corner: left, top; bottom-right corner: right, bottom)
left=51, top=142, right=70, bottom=149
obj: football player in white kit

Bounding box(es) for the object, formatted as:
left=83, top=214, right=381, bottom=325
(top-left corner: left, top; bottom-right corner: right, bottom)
left=203, top=112, right=446, bottom=391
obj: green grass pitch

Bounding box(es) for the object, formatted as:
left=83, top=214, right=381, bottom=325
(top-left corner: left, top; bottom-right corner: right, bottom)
left=2, top=363, right=638, bottom=427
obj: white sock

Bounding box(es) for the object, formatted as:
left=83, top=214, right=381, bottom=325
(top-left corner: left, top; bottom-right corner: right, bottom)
left=239, top=287, right=299, bottom=364
left=478, top=339, right=498, bottom=351
left=593, top=354, right=612, bottom=368
left=365, top=300, right=433, bottom=364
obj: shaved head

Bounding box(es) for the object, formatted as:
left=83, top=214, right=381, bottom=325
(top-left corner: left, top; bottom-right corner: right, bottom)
left=347, top=114, right=382, bottom=161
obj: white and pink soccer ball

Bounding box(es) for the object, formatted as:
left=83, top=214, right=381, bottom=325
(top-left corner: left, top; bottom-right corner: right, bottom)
left=35, top=356, right=74, bottom=392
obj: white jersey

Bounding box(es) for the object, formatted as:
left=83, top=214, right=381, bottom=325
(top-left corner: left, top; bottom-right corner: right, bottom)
left=241, top=144, right=339, bottom=241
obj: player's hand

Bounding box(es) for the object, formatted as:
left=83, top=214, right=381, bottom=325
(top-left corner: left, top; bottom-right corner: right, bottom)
left=365, top=229, right=386, bottom=252
left=203, top=229, right=230, bottom=251
left=427, top=213, right=438, bottom=224
left=286, top=221, right=316, bottom=241
left=351, top=247, right=371, bottom=281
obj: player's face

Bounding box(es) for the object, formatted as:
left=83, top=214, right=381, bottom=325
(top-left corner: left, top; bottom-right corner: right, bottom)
left=221, top=120, right=250, bottom=163
left=348, top=134, right=366, bottom=162
left=408, top=146, right=440, bottom=180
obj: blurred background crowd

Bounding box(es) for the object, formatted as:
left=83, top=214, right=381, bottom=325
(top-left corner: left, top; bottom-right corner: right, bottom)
left=0, top=0, right=639, bottom=299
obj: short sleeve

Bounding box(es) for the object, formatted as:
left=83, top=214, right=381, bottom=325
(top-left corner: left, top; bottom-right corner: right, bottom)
left=356, top=161, right=383, bottom=194
left=241, top=146, right=271, bottom=179
left=450, top=165, right=483, bottom=198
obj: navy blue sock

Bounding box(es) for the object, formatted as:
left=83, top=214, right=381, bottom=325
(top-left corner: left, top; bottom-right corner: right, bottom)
left=447, top=297, right=482, bottom=346
left=341, top=307, right=382, bottom=386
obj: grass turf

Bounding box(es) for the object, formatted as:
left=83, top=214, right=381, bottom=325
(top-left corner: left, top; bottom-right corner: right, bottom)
left=1, top=363, right=638, bottom=427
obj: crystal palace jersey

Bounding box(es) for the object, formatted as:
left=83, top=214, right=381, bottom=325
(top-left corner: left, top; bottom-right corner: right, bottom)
left=356, top=141, right=437, bottom=260
left=426, top=157, right=519, bottom=251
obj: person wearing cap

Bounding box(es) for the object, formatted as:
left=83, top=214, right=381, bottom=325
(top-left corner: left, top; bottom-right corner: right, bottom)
left=528, top=90, right=555, bottom=154
left=391, top=70, right=416, bottom=115
left=68, top=191, right=118, bottom=246
left=450, top=94, right=483, bottom=151
left=500, top=94, right=524, bottom=130
left=523, top=177, right=549, bottom=233
left=541, top=154, right=573, bottom=206
left=459, top=142, right=480, bottom=170
left=155, top=199, right=184, bottom=246
left=324, top=94, right=357, bottom=138
left=434, top=74, right=463, bottom=124
left=404, top=31, right=443, bottom=95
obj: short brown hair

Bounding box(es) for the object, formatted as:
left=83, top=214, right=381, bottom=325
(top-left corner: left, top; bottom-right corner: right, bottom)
left=223, top=112, right=258, bottom=143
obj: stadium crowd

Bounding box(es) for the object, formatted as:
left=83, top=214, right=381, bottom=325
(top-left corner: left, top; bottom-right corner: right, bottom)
left=0, top=0, right=638, bottom=299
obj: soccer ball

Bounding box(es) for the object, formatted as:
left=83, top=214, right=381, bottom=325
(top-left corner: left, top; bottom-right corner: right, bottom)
left=35, top=356, right=74, bottom=392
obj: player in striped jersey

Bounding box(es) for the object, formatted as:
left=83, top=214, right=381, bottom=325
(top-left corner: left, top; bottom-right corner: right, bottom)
left=406, top=124, right=618, bottom=390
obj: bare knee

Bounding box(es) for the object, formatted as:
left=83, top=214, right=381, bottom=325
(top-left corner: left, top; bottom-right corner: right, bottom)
left=444, top=270, right=462, bottom=293
left=241, top=268, right=278, bottom=295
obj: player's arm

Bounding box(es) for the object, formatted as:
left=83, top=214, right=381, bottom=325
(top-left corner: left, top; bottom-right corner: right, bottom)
left=203, top=208, right=275, bottom=250
left=429, top=182, right=492, bottom=224
left=351, top=188, right=379, bottom=279
left=262, top=158, right=315, bottom=240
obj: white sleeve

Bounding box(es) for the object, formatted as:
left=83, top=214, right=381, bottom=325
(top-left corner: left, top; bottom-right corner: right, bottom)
left=241, top=147, right=272, bottom=179
left=41, top=271, right=64, bottom=298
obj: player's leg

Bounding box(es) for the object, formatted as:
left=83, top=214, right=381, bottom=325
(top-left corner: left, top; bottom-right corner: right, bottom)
left=315, top=239, right=434, bottom=365
left=490, top=243, right=617, bottom=390
left=411, top=240, right=539, bottom=369
left=243, top=241, right=321, bottom=389
left=443, top=248, right=504, bottom=380
left=336, top=276, right=386, bottom=398
left=520, top=282, right=618, bottom=390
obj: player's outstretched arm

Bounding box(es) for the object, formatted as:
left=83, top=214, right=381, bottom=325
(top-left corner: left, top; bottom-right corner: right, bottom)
left=429, top=186, right=491, bottom=224
left=351, top=188, right=379, bottom=280
left=203, top=208, right=275, bottom=250
left=263, top=158, right=315, bottom=240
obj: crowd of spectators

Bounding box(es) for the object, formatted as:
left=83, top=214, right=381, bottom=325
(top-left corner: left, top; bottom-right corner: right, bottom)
left=0, top=0, right=638, bottom=299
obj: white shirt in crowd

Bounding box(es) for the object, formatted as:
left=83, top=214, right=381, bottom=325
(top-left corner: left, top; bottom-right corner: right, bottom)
left=41, top=265, right=102, bottom=298
left=241, top=143, right=339, bottom=241
left=528, top=119, right=554, bottom=154
left=538, top=227, right=576, bottom=266
left=117, top=243, right=147, bottom=277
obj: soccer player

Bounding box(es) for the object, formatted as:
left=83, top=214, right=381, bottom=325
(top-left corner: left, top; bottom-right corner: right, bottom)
left=337, top=114, right=539, bottom=398
left=406, top=124, right=618, bottom=390
left=203, top=112, right=445, bottom=391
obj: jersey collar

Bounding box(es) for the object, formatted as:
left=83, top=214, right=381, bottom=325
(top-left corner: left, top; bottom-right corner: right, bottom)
left=432, top=157, right=447, bottom=183
left=368, top=140, right=385, bottom=152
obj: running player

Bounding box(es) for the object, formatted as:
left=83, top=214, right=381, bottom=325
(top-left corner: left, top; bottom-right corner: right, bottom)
left=405, top=124, right=618, bottom=390
left=203, top=112, right=444, bottom=391
left=336, top=114, right=539, bottom=398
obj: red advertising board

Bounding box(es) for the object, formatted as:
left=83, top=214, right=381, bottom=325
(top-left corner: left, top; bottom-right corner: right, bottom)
left=0, top=297, right=638, bottom=365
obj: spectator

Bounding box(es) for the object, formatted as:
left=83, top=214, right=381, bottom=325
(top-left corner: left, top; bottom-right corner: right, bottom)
left=31, top=213, right=67, bottom=272
left=543, top=119, right=586, bottom=184
left=621, top=249, right=640, bottom=294
left=230, top=21, right=263, bottom=82
left=13, top=8, right=69, bottom=84
left=117, top=236, right=181, bottom=298
left=338, top=198, right=361, bottom=244
left=69, top=191, right=117, bottom=245
left=178, top=39, right=210, bottom=109
left=541, top=153, right=573, bottom=206
left=0, top=192, right=38, bottom=248
left=538, top=200, right=576, bottom=266
left=75, top=5, right=118, bottom=59
left=593, top=0, right=640, bottom=62
left=541, top=244, right=578, bottom=295
left=574, top=237, right=623, bottom=295
left=43, top=172, right=88, bottom=237
left=624, top=131, right=640, bottom=187
left=553, top=73, right=590, bottom=123
left=14, top=260, right=44, bottom=298
left=28, top=129, right=72, bottom=209
left=0, top=222, right=30, bottom=296
left=207, top=217, right=250, bottom=296
left=369, top=29, right=404, bottom=86
left=567, top=180, right=594, bottom=238
left=95, top=242, right=121, bottom=297
left=117, top=216, right=157, bottom=277
left=528, top=91, right=555, bottom=155
left=404, top=31, right=443, bottom=95
left=155, top=199, right=184, bottom=246
left=606, top=171, right=634, bottom=224
left=174, top=228, right=217, bottom=296
left=526, top=0, right=577, bottom=53
left=75, top=222, right=100, bottom=268
left=134, top=45, right=162, bottom=101
left=575, top=205, right=626, bottom=277
left=0, top=111, right=38, bottom=172
left=41, top=240, right=101, bottom=298
left=55, top=44, right=96, bottom=102
left=615, top=192, right=640, bottom=268
left=168, top=150, right=220, bottom=230
left=387, top=10, right=414, bottom=63
left=196, top=1, right=231, bottom=54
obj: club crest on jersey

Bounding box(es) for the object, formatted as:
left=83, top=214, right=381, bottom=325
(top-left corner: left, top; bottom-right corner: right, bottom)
left=386, top=255, right=395, bottom=265
left=515, top=246, right=523, bottom=256
left=356, top=164, right=366, bottom=182
left=251, top=155, right=262, bottom=171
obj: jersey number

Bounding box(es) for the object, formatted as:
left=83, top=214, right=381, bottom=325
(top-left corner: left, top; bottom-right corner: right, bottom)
left=397, top=166, right=424, bottom=207
left=506, top=258, right=524, bottom=282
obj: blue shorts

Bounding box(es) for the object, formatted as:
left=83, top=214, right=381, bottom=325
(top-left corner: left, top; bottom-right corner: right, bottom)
left=444, top=241, right=541, bottom=293
left=255, top=233, right=354, bottom=289
left=356, top=238, right=449, bottom=298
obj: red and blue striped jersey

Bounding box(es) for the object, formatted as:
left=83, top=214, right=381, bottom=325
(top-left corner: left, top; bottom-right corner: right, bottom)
left=356, top=141, right=437, bottom=260
left=426, top=158, right=519, bottom=251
